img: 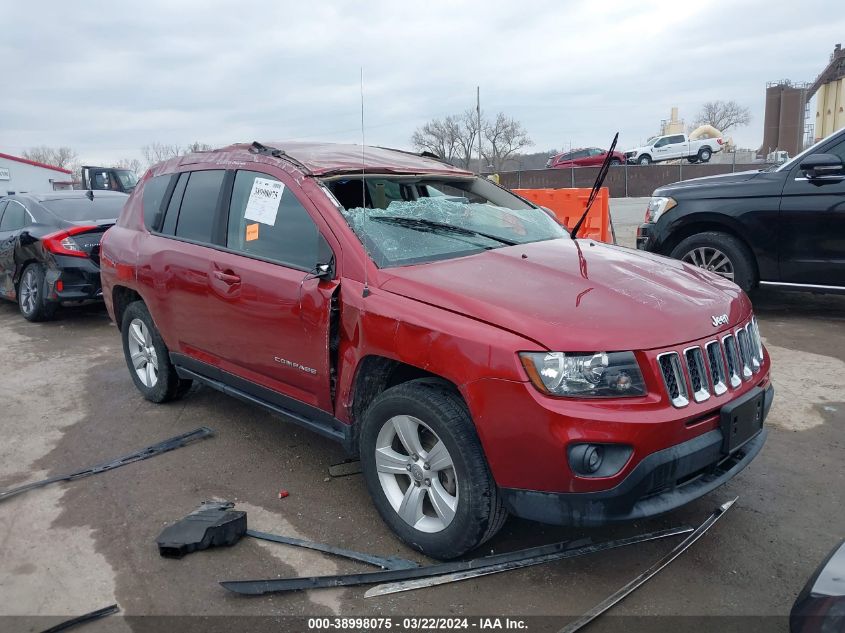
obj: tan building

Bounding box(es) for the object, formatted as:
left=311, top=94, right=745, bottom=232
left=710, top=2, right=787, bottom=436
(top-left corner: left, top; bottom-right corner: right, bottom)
left=660, top=107, right=685, bottom=135
left=809, top=44, right=845, bottom=141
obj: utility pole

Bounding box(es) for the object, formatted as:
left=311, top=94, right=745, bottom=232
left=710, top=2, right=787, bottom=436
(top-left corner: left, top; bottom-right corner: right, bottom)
left=477, top=86, right=482, bottom=175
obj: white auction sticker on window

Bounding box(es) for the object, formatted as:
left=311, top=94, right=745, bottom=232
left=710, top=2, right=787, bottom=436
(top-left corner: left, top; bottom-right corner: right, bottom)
left=244, top=178, right=285, bottom=226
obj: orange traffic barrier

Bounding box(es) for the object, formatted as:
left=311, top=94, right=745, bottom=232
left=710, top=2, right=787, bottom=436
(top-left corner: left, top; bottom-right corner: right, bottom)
left=513, top=187, right=611, bottom=243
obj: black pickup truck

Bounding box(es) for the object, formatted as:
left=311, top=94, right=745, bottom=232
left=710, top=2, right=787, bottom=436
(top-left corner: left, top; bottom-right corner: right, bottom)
left=637, top=127, right=845, bottom=292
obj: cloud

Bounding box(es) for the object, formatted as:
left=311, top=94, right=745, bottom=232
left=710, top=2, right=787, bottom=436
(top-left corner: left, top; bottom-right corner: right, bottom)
left=1, top=0, right=843, bottom=164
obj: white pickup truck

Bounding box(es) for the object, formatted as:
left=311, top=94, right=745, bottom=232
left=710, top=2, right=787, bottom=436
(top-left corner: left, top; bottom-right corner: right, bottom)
left=625, top=132, right=723, bottom=165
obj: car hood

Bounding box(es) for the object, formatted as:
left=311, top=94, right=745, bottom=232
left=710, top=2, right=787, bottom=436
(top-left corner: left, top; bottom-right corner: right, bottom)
left=378, top=238, right=750, bottom=351
left=655, top=169, right=764, bottom=193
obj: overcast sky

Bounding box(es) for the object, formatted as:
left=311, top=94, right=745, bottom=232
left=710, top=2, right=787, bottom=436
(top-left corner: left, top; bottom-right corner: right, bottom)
left=2, top=0, right=843, bottom=166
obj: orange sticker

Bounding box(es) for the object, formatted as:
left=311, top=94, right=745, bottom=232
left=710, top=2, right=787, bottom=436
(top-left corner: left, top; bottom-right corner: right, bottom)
left=246, top=223, right=259, bottom=241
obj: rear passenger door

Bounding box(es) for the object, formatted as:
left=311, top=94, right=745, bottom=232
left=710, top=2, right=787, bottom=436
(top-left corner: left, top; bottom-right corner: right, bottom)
left=206, top=168, right=339, bottom=413
left=143, top=169, right=228, bottom=358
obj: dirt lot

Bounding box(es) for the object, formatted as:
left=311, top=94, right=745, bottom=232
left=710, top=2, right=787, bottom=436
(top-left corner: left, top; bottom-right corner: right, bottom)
left=1, top=215, right=843, bottom=632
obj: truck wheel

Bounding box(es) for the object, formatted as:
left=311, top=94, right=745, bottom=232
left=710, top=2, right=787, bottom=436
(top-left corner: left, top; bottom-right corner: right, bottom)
left=360, top=379, right=507, bottom=560
left=121, top=301, right=192, bottom=403
left=670, top=231, right=757, bottom=291
left=638, top=155, right=652, bottom=165
left=18, top=264, right=57, bottom=322
left=698, top=147, right=712, bottom=162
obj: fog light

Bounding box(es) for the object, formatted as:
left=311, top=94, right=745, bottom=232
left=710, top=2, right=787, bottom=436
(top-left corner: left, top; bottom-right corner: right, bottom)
left=584, top=445, right=603, bottom=473
left=568, top=443, right=633, bottom=478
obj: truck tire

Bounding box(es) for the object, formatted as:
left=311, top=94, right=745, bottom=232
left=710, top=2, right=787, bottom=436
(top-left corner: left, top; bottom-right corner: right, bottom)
left=121, top=301, right=192, bottom=403
left=360, top=379, right=507, bottom=560
left=18, top=263, right=58, bottom=322
left=698, top=147, right=712, bottom=162
left=638, top=155, right=652, bottom=165
left=670, top=231, right=757, bottom=291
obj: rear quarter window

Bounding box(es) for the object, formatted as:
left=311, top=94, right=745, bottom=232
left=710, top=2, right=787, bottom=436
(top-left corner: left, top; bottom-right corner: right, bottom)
left=141, top=175, right=172, bottom=230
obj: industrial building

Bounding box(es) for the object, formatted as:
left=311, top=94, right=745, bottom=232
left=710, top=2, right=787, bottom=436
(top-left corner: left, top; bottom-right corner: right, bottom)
left=809, top=43, right=845, bottom=141
left=761, top=81, right=809, bottom=157
left=0, top=152, right=73, bottom=195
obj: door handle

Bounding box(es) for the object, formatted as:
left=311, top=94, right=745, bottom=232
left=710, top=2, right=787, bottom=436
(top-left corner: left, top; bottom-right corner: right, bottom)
left=213, top=270, right=241, bottom=284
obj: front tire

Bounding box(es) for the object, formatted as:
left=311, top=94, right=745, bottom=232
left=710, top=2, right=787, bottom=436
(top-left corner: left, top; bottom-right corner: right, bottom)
left=670, top=231, right=757, bottom=291
left=18, top=263, right=57, bottom=322
left=360, top=380, right=506, bottom=560
left=638, top=155, right=652, bottom=165
left=121, top=301, right=192, bottom=403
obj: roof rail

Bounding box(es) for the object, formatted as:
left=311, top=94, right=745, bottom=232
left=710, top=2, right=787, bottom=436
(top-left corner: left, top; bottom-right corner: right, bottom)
left=248, top=142, right=312, bottom=174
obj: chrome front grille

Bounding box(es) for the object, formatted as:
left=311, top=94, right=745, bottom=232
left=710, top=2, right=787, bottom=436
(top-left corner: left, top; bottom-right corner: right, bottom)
left=658, top=318, right=764, bottom=407
left=736, top=329, right=754, bottom=379
left=705, top=341, right=728, bottom=395
left=684, top=347, right=710, bottom=403
left=658, top=352, right=689, bottom=408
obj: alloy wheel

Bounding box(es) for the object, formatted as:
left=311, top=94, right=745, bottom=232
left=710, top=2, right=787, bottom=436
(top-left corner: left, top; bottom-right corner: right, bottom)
left=127, top=318, right=159, bottom=388
left=374, top=415, right=459, bottom=533
left=682, top=247, right=734, bottom=280
left=19, top=269, right=38, bottom=315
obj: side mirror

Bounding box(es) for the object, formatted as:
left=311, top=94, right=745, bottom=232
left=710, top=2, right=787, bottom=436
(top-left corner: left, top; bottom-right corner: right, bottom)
left=800, top=153, right=844, bottom=179
left=314, top=262, right=332, bottom=278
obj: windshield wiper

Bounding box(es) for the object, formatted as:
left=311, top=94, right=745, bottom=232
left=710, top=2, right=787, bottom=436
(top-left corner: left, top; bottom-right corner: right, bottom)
left=370, top=216, right=519, bottom=246
left=570, top=132, right=619, bottom=240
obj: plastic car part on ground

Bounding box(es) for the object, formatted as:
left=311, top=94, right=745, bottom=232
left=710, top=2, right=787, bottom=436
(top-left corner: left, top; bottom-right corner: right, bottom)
left=790, top=538, right=845, bottom=633
left=157, top=501, right=247, bottom=558
left=246, top=529, right=419, bottom=571
left=0, top=427, right=214, bottom=504
left=220, top=526, right=693, bottom=596
left=558, top=497, right=737, bottom=633
left=41, top=604, right=119, bottom=633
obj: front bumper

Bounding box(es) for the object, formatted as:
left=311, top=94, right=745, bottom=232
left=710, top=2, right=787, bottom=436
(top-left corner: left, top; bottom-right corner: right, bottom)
left=636, top=222, right=653, bottom=249
left=500, top=384, right=773, bottom=526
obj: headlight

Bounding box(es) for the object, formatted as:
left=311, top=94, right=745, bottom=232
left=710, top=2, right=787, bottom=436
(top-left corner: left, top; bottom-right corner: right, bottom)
left=644, top=196, right=677, bottom=223
left=519, top=351, right=646, bottom=398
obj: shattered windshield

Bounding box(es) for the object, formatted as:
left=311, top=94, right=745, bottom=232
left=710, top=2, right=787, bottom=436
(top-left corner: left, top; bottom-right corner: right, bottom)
left=325, top=176, right=566, bottom=267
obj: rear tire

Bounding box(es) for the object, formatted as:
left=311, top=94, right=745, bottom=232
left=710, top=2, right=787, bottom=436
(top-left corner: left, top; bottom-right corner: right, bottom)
left=610, top=159, right=621, bottom=166
left=698, top=147, right=712, bottom=163
left=360, top=379, right=506, bottom=560
left=670, top=231, right=757, bottom=291
left=18, top=264, right=57, bottom=322
left=121, top=301, right=192, bottom=403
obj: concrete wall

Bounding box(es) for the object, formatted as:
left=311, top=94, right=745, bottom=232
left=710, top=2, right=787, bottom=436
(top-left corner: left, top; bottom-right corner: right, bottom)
left=498, top=163, right=763, bottom=198
left=0, top=157, right=69, bottom=195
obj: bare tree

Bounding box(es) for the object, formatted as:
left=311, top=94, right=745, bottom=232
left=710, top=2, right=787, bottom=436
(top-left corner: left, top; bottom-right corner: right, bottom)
left=185, top=141, right=213, bottom=154
left=691, top=101, right=751, bottom=133
left=454, top=109, right=482, bottom=169
left=22, top=146, right=78, bottom=169
left=115, top=158, right=143, bottom=173
left=482, top=113, right=533, bottom=172
left=141, top=142, right=183, bottom=167
left=411, top=116, right=460, bottom=163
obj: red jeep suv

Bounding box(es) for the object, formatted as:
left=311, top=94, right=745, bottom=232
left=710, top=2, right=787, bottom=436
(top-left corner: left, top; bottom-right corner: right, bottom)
left=100, top=141, right=773, bottom=559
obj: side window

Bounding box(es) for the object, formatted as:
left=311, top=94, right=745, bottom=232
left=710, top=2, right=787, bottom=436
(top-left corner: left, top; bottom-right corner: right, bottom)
left=670, top=135, right=686, bottom=144
left=141, top=175, right=173, bottom=230
left=824, top=138, right=845, bottom=163
left=160, top=173, right=188, bottom=235
left=173, top=170, right=225, bottom=243
left=0, top=201, right=27, bottom=230
left=654, top=137, right=668, bottom=147
left=0, top=201, right=7, bottom=224
left=226, top=170, right=322, bottom=270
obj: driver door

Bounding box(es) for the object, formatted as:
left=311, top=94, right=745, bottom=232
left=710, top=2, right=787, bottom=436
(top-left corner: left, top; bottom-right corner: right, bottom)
left=778, top=135, right=845, bottom=286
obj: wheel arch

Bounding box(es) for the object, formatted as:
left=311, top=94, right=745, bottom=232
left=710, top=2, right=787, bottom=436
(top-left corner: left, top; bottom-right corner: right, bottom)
left=111, top=285, right=144, bottom=332
left=350, top=355, right=463, bottom=429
